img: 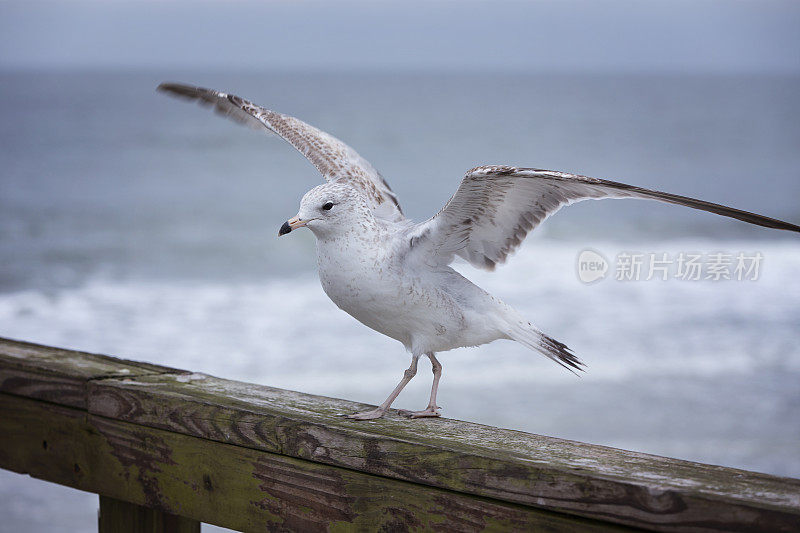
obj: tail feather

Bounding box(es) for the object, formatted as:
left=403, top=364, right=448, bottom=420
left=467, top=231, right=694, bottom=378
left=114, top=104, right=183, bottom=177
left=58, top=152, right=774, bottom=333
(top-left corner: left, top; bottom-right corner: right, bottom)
left=510, top=325, right=585, bottom=374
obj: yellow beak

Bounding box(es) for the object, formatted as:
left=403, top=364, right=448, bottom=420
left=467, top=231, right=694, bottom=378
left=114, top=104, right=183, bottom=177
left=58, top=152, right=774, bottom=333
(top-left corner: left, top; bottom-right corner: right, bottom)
left=278, top=216, right=308, bottom=236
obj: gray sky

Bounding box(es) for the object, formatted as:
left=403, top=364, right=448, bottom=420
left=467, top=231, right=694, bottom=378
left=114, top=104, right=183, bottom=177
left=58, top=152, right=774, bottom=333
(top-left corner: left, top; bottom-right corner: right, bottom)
left=1, top=0, right=799, bottom=73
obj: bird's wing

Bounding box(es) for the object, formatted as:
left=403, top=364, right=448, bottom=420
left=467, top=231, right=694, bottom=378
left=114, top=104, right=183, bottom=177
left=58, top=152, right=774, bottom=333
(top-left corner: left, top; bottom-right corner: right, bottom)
left=410, top=165, right=800, bottom=270
left=157, top=83, right=404, bottom=222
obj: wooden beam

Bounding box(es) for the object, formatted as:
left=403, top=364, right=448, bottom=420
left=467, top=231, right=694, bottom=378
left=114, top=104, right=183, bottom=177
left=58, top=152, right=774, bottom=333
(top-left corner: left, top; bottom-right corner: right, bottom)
left=0, top=337, right=185, bottom=408
left=87, top=372, right=800, bottom=531
left=0, top=393, right=620, bottom=532
left=1, top=337, right=799, bottom=532
left=98, top=496, right=200, bottom=533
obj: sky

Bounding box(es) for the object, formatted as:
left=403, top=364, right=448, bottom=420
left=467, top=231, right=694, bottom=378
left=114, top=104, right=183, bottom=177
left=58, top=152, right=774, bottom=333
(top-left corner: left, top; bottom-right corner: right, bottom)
left=0, top=0, right=799, bottom=73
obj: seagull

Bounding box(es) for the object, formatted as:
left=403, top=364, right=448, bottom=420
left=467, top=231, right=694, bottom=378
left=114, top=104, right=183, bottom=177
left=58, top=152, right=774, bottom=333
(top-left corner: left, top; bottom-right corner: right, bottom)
left=158, top=83, right=800, bottom=420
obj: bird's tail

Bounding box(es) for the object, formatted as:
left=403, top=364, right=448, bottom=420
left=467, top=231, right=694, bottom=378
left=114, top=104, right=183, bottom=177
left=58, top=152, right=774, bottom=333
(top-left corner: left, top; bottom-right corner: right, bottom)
left=508, top=323, right=585, bottom=374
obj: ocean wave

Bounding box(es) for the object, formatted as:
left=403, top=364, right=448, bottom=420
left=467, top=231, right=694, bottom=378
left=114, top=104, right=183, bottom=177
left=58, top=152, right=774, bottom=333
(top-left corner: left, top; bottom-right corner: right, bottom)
left=1, top=239, right=797, bottom=393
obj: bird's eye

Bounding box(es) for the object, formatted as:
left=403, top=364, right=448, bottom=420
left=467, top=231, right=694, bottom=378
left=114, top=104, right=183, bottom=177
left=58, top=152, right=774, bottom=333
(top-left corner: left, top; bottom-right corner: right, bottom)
left=322, top=202, right=334, bottom=211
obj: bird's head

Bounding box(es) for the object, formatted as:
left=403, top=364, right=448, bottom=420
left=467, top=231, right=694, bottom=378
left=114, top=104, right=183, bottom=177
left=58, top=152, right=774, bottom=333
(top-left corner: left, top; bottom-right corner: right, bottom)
left=279, top=181, right=371, bottom=240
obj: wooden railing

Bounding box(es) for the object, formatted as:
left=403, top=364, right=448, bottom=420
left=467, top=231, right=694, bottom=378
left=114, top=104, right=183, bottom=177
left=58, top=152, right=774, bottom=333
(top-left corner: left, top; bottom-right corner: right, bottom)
left=0, top=336, right=798, bottom=532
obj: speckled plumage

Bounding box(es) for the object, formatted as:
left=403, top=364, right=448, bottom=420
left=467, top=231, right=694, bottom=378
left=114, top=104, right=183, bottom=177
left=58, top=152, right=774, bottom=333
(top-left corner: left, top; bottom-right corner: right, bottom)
left=159, top=83, right=800, bottom=420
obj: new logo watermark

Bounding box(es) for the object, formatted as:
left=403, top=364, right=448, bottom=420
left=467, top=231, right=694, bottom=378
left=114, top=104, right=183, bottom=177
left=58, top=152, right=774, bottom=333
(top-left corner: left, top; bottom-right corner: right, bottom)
left=576, top=249, right=763, bottom=283
left=577, top=249, right=609, bottom=283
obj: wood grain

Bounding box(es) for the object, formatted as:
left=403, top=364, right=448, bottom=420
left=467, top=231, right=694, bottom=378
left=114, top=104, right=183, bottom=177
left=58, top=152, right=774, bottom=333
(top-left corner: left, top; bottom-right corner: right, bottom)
left=0, top=337, right=186, bottom=408
left=1, top=336, right=799, bottom=532
left=98, top=496, right=200, bottom=533
left=87, top=371, right=800, bottom=532
left=0, top=393, right=622, bottom=532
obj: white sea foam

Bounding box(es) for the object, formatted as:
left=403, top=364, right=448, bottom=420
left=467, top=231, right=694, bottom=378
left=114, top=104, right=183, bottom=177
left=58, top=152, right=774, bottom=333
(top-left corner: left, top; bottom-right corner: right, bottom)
left=1, top=239, right=797, bottom=393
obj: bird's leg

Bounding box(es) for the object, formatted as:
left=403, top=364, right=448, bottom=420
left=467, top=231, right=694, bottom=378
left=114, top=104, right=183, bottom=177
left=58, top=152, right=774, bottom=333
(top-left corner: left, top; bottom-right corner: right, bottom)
left=346, top=355, right=419, bottom=420
left=399, top=353, right=442, bottom=419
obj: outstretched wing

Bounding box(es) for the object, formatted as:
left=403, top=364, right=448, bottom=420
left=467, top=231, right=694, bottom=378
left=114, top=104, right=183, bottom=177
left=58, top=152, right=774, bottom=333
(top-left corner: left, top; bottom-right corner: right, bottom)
left=411, top=165, right=800, bottom=270
left=157, top=83, right=404, bottom=222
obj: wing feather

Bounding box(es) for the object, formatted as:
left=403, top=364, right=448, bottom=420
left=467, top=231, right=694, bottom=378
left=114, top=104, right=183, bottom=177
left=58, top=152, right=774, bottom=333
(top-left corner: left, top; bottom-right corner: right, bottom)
left=412, top=165, right=800, bottom=270
left=158, top=83, right=403, bottom=221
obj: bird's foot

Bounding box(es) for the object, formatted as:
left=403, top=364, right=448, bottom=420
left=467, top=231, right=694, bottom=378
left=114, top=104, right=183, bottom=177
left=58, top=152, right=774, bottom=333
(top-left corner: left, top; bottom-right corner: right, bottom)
left=398, top=406, right=441, bottom=419
left=345, top=408, right=386, bottom=420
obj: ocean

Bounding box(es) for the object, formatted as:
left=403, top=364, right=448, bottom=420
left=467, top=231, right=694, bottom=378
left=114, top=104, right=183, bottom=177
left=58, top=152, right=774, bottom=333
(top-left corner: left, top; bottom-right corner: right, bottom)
left=1, top=71, right=799, bottom=531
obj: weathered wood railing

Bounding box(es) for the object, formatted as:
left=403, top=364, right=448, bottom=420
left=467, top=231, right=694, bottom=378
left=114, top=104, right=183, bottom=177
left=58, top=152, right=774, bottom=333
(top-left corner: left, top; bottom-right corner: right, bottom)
left=0, top=337, right=798, bottom=532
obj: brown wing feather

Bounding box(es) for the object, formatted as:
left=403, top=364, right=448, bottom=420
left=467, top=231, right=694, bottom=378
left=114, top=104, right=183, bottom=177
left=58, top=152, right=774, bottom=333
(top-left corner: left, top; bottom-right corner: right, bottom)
left=158, top=83, right=403, bottom=220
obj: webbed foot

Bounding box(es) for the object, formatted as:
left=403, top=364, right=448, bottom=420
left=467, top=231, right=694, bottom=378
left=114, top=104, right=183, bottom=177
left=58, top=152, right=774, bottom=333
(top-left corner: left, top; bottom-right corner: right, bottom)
left=398, top=406, right=441, bottom=419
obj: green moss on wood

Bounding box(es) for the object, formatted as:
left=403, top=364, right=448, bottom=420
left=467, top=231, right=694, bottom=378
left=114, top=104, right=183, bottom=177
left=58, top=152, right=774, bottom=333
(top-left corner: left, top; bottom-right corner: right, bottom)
left=1, top=393, right=626, bottom=532
left=3, top=336, right=800, bottom=532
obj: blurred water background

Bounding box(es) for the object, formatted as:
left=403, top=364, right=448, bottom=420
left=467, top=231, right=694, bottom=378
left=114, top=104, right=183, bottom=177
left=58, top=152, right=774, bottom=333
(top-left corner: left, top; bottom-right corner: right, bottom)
left=1, top=70, right=799, bottom=531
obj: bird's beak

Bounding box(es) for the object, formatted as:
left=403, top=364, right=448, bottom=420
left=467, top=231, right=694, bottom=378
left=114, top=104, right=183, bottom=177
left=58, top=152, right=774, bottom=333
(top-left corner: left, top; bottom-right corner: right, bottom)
left=278, top=215, right=307, bottom=236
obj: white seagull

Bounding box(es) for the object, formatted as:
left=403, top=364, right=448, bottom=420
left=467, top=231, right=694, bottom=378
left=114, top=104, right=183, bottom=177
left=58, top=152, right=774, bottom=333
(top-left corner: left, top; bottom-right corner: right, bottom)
left=159, top=83, right=800, bottom=420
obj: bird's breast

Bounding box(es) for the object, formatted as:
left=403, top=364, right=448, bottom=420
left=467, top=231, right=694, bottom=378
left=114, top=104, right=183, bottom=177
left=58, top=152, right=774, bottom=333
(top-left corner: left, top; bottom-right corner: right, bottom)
left=315, top=242, right=476, bottom=351
left=317, top=245, right=399, bottom=315
left=317, top=248, right=412, bottom=341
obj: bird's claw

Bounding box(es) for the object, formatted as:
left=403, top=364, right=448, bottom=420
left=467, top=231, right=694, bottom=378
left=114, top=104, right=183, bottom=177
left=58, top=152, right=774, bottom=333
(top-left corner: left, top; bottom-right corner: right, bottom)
left=345, top=408, right=386, bottom=420
left=398, top=407, right=441, bottom=419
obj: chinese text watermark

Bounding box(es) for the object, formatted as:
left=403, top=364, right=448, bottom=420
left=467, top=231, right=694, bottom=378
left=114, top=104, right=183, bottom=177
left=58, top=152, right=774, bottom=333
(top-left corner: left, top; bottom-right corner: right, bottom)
left=577, top=250, right=763, bottom=283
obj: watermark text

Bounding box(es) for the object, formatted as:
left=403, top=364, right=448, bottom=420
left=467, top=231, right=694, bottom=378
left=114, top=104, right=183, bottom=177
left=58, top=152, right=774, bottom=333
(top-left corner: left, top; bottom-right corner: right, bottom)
left=577, top=250, right=763, bottom=283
